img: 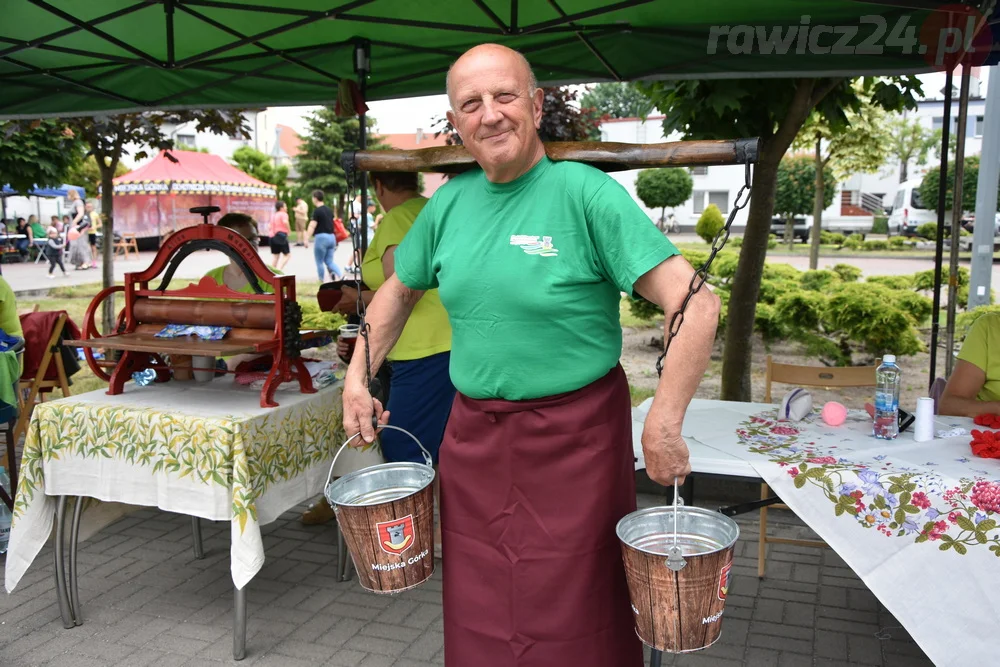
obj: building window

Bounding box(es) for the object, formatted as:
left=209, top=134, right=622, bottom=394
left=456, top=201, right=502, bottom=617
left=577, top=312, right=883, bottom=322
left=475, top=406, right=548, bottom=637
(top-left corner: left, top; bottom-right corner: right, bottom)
left=708, top=191, right=729, bottom=213
left=931, top=116, right=959, bottom=133
left=975, top=116, right=984, bottom=137
left=176, top=134, right=195, bottom=148
left=692, top=190, right=705, bottom=214
left=689, top=166, right=708, bottom=176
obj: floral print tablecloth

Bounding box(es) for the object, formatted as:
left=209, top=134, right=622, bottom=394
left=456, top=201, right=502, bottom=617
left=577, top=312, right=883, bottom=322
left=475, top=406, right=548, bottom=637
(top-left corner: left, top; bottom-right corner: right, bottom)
left=677, top=401, right=1000, bottom=667
left=4, top=379, right=362, bottom=592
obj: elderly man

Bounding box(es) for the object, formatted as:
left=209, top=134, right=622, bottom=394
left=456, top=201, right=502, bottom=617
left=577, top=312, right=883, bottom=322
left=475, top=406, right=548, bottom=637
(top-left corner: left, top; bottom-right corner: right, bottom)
left=343, top=44, right=720, bottom=667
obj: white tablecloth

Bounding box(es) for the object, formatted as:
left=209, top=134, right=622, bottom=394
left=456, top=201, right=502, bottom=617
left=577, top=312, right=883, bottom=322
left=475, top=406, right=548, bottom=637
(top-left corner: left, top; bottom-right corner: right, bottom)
left=633, top=398, right=999, bottom=667
left=5, top=377, right=377, bottom=592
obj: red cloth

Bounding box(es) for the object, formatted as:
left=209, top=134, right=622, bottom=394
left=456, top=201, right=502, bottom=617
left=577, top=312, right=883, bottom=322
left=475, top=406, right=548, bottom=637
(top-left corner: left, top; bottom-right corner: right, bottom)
left=19, top=311, right=80, bottom=382
left=439, top=365, right=643, bottom=667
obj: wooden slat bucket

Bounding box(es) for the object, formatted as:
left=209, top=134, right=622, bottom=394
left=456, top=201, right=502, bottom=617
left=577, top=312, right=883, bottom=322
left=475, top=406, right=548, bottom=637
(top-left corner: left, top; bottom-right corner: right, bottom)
left=616, top=505, right=739, bottom=653
left=324, top=425, right=435, bottom=594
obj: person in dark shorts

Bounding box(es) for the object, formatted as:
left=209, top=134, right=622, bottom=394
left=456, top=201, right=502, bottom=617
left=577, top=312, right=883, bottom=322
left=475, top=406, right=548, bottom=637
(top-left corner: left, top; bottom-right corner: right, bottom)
left=269, top=201, right=291, bottom=271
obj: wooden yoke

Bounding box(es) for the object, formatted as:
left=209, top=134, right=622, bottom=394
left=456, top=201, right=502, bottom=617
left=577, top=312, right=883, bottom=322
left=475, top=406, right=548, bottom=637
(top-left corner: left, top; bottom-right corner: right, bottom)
left=74, top=224, right=328, bottom=407
left=341, top=138, right=761, bottom=175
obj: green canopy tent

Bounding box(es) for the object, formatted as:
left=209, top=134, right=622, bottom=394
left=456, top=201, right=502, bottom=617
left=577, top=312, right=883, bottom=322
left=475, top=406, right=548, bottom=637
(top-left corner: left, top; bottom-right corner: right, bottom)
left=1, top=1, right=993, bottom=117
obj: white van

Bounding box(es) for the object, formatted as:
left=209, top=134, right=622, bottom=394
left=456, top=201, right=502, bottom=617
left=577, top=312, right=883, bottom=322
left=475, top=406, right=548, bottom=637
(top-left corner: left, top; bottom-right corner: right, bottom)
left=888, top=178, right=937, bottom=236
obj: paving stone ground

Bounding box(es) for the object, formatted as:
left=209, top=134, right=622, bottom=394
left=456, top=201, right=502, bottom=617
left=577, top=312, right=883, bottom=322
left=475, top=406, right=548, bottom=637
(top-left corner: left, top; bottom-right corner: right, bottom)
left=0, top=493, right=933, bottom=666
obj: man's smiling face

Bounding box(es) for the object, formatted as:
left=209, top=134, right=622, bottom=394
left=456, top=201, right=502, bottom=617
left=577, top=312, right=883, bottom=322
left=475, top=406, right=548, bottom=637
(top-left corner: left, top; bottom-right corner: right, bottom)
left=446, top=45, right=544, bottom=183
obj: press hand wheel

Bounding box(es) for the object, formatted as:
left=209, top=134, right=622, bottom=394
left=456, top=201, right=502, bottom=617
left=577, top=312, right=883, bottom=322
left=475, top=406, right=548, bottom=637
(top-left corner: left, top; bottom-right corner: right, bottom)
left=81, top=285, right=128, bottom=381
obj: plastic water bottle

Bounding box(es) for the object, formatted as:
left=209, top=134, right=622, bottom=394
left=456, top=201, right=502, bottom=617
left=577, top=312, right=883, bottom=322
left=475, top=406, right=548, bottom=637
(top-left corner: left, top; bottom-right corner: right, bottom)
left=874, top=354, right=901, bottom=440
left=132, top=368, right=157, bottom=387
left=0, top=467, right=11, bottom=554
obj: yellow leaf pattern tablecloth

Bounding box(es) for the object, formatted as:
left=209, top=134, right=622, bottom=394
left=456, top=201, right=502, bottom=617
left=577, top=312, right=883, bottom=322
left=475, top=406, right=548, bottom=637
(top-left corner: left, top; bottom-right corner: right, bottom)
left=4, top=378, right=373, bottom=592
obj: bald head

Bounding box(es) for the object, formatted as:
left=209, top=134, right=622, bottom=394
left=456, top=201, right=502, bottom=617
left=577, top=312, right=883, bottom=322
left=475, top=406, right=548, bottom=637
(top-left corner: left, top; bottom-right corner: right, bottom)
left=446, top=44, right=537, bottom=109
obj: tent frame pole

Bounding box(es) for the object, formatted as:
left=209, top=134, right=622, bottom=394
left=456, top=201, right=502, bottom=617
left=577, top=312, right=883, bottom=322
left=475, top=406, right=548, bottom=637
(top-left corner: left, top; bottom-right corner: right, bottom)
left=929, top=70, right=953, bottom=391
left=945, top=67, right=972, bottom=379
left=355, top=40, right=371, bottom=261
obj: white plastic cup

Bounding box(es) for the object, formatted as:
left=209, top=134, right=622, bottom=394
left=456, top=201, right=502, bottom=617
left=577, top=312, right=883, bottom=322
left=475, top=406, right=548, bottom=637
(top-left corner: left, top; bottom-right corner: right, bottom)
left=914, top=397, right=936, bottom=442
left=192, top=356, right=216, bottom=382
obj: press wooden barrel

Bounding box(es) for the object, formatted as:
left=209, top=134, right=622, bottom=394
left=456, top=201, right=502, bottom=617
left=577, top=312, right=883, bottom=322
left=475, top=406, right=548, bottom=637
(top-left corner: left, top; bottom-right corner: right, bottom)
left=617, top=506, right=739, bottom=653
left=133, top=298, right=276, bottom=329
left=342, top=138, right=759, bottom=174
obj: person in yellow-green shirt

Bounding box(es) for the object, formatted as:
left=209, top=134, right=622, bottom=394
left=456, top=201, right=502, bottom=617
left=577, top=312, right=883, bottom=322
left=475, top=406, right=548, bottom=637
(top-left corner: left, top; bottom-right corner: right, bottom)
left=204, top=213, right=275, bottom=295
left=940, top=312, right=1000, bottom=417
left=301, top=172, right=455, bottom=526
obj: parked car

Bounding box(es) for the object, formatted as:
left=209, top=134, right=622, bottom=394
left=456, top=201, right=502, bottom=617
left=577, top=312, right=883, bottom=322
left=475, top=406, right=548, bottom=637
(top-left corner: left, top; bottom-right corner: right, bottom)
left=888, top=178, right=938, bottom=237
left=960, top=212, right=1000, bottom=236
left=770, top=216, right=810, bottom=242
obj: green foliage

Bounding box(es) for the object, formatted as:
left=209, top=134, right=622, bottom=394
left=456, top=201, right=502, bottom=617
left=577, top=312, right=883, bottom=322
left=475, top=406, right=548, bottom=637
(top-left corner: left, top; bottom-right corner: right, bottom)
left=872, top=215, right=889, bottom=234
left=920, top=155, right=998, bottom=214
left=820, top=231, right=845, bottom=245
left=916, top=222, right=937, bottom=240
left=753, top=302, right=786, bottom=340
left=893, top=290, right=934, bottom=325
left=730, top=236, right=743, bottom=248
left=231, top=146, right=288, bottom=186
left=800, top=270, right=840, bottom=292
left=775, top=290, right=826, bottom=330
left=66, top=154, right=129, bottom=199
left=843, top=233, right=864, bottom=250
left=762, top=263, right=802, bottom=282
left=581, top=83, right=654, bottom=119
left=867, top=275, right=914, bottom=290
left=679, top=249, right=709, bottom=269
left=299, top=301, right=346, bottom=331
left=757, top=278, right=798, bottom=305
left=774, top=154, right=836, bottom=219
left=627, top=295, right=663, bottom=322
left=296, top=108, right=386, bottom=210
left=913, top=266, right=968, bottom=292
left=831, top=264, right=862, bottom=283
left=885, top=116, right=937, bottom=182
left=695, top=204, right=724, bottom=243
left=864, top=239, right=888, bottom=251
left=824, top=283, right=924, bottom=358
left=708, top=251, right=740, bottom=281
left=0, top=120, right=83, bottom=194
left=635, top=169, right=693, bottom=222
left=888, top=236, right=908, bottom=249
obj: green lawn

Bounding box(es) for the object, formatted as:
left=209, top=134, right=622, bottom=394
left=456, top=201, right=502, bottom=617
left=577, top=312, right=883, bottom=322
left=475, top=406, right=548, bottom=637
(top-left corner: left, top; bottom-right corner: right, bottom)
left=673, top=241, right=972, bottom=261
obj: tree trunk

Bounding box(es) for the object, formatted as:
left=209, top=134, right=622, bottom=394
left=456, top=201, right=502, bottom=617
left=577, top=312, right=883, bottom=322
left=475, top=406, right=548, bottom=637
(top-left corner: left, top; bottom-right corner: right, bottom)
left=784, top=214, right=794, bottom=249
left=720, top=153, right=781, bottom=401
left=100, top=166, right=116, bottom=334
left=809, top=135, right=824, bottom=270
left=899, top=159, right=908, bottom=184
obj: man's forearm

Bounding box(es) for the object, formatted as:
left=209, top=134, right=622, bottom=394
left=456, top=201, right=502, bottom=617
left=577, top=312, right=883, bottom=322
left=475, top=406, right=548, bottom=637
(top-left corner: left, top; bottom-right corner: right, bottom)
left=346, top=276, right=422, bottom=385
left=651, top=289, right=720, bottom=433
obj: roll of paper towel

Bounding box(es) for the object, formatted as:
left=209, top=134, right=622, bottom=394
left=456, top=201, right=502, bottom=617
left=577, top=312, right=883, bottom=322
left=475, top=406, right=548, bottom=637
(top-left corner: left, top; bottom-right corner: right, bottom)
left=914, top=397, right=935, bottom=442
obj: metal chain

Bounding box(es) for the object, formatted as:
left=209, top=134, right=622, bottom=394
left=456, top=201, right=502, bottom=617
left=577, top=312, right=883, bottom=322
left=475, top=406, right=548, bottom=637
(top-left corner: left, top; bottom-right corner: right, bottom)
left=656, top=160, right=753, bottom=376
left=346, top=172, right=378, bottom=430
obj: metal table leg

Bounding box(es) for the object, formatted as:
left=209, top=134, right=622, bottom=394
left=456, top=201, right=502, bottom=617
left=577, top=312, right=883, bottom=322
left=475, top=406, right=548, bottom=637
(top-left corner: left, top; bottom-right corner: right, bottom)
left=69, top=496, right=84, bottom=625
left=53, top=495, right=75, bottom=629
left=650, top=648, right=663, bottom=667
left=191, top=517, right=204, bottom=559
left=233, top=585, right=247, bottom=660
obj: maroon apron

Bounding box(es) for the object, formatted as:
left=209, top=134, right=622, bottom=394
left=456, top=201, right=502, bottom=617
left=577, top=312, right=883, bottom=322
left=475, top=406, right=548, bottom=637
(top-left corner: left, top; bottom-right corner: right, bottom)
left=439, top=365, right=643, bottom=667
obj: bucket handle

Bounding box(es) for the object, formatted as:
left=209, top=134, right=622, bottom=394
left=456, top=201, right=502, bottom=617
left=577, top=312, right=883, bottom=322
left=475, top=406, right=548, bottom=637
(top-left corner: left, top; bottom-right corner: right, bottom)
left=324, top=424, right=433, bottom=495
left=665, top=476, right=687, bottom=571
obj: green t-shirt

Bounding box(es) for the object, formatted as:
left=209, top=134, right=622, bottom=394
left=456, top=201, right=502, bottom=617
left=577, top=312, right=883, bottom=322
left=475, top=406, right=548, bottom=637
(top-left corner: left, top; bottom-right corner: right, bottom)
left=30, top=222, right=46, bottom=239
left=0, top=277, right=23, bottom=340
left=958, top=312, right=1000, bottom=402
left=394, top=156, right=679, bottom=400
left=361, top=196, right=451, bottom=362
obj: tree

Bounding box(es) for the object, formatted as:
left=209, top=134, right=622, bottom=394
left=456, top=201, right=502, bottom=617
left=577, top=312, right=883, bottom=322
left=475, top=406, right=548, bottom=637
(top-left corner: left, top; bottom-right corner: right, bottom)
left=885, top=116, right=936, bottom=184
left=920, top=155, right=1000, bottom=215
left=792, top=91, right=890, bottom=267
left=57, top=112, right=250, bottom=332
left=774, top=155, right=835, bottom=250
left=0, top=120, right=81, bottom=194
left=634, top=168, right=693, bottom=229
left=637, top=76, right=921, bottom=400
left=581, top=82, right=654, bottom=120
left=231, top=146, right=289, bottom=186
left=296, top=108, right=386, bottom=217
left=66, top=154, right=129, bottom=199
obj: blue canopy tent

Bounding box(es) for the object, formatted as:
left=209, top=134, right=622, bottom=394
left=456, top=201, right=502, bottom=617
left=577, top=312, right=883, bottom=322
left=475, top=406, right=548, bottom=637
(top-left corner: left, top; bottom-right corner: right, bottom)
left=0, top=184, right=86, bottom=230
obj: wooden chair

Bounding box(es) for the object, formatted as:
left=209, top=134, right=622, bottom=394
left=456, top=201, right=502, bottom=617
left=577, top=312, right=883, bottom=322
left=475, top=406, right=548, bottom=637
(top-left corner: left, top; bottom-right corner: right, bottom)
left=114, top=233, right=139, bottom=260
left=758, top=355, right=877, bottom=577
left=14, top=312, right=72, bottom=446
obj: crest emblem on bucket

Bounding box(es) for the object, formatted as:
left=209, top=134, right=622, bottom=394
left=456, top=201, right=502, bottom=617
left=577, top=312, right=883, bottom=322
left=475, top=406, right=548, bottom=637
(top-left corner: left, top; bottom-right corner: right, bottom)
left=718, top=561, right=732, bottom=601
left=376, top=515, right=415, bottom=555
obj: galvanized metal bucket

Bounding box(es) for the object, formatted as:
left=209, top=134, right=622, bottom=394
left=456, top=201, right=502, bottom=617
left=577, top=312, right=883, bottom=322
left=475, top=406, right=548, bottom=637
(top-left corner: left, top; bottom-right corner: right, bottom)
left=617, top=483, right=739, bottom=653
left=325, top=425, right=435, bottom=594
